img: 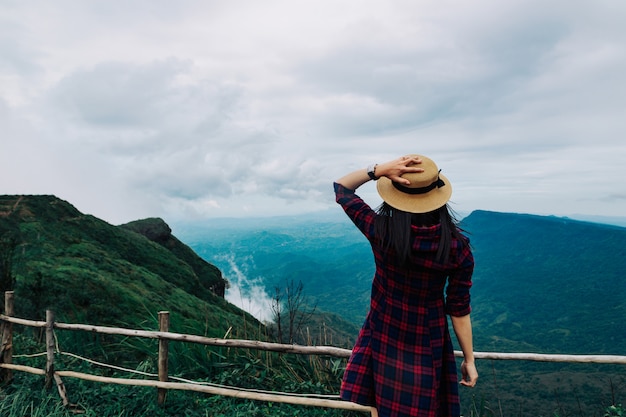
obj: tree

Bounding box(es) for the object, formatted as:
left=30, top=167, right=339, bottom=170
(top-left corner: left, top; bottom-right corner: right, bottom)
left=270, top=279, right=317, bottom=344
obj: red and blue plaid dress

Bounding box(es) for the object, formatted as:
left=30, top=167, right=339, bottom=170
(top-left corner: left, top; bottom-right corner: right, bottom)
left=335, top=183, right=474, bottom=417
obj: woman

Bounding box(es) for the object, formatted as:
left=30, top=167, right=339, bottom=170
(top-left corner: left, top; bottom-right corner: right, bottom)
left=335, top=155, right=477, bottom=417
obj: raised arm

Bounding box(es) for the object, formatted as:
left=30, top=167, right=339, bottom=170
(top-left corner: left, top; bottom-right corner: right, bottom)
left=335, top=155, right=424, bottom=190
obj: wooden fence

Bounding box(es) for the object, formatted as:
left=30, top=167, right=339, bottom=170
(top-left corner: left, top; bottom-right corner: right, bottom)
left=1, top=290, right=626, bottom=414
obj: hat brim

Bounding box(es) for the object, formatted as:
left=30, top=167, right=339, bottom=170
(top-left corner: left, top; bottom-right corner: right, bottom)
left=376, top=172, right=452, bottom=214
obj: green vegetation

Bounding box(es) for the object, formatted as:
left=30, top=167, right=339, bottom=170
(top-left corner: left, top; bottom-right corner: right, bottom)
left=0, top=333, right=357, bottom=417
left=462, top=210, right=626, bottom=355
left=1, top=196, right=625, bottom=416
left=176, top=209, right=626, bottom=416
left=0, top=195, right=359, bottom=416
left=176, top=214, right=375, bottom=326
left=0, top=195, right=243, bottom=337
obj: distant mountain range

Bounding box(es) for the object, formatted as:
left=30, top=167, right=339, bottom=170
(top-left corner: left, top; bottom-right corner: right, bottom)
left=176, top=209, right=626, bottom=356
left=461, top=210, right=626, bottom=354
left=176, top=208, right=626, bottom=416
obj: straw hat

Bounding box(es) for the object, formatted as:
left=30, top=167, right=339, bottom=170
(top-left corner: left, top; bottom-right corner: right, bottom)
left=376, top=154, right=451, bottom=213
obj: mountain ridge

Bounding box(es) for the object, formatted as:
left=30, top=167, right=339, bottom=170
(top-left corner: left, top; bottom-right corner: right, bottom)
left=0, top=194, right=252, bottom=336
left=461, top=209, right=626, bottom=355
left=178, top=207, right=626, bottom=356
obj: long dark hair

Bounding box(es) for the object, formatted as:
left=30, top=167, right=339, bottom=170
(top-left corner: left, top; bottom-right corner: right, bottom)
left=374, top=202, right=467, bottom=265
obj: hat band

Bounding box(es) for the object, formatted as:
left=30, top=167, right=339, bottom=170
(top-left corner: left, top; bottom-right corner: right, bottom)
left=392, top=176, right=446, bottom=195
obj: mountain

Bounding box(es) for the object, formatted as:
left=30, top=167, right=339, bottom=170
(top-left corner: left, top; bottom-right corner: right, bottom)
left=457, top=210, right=626, bottom=415
left=461, top=210, right=626, bottom=355
left=174, top=212, right=375, bottom=326
left=177, top=209, right=626, bottom=354
left=176, top=209, right=626, bottom=416
left=0, top=195, right=255, bottom=337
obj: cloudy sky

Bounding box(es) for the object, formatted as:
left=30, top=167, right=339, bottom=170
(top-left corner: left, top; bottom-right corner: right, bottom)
left=2, top=0, right=625, bottom=226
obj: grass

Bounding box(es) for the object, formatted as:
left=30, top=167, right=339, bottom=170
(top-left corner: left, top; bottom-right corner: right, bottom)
left=1, top=323, right=361, bottom=417
left=3, top=329, right=625, bottom=417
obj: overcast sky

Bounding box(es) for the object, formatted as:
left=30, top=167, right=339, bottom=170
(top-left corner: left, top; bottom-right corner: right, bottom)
left=2, top=0, right=625, bottom=226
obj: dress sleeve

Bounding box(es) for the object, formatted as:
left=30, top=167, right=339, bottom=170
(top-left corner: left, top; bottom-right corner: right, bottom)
left=444, top=242, right=474, bottom=317
left=334, top=182, right=377, bottom=240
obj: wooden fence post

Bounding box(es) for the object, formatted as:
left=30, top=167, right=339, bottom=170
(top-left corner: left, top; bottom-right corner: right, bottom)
left=1, top=291, right=14, bottom=383
left=45, top=309, right=55, bottom=389
left=157, top=311, right=170, bottom=405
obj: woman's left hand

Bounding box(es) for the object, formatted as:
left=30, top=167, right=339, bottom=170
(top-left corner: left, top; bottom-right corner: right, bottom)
left=459, top=360, right=478, bottom=387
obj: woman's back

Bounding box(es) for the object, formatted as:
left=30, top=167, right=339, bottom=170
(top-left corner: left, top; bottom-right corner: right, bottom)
left=335, top=154, right=477, bottom=417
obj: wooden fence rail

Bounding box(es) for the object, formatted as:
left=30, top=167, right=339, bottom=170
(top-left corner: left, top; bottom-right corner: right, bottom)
left=3, top=312, right=625, bottom=364
left=1, top=290, right=626, bottom=414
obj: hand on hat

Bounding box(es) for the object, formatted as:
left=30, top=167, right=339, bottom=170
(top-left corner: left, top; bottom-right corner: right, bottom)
left=376, top=156, right=424, bottom=185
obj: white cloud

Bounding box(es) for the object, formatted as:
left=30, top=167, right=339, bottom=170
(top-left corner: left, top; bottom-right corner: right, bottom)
left=217, top=253, right=274, bottom=323
left=1, top=0, right=625, bottom=224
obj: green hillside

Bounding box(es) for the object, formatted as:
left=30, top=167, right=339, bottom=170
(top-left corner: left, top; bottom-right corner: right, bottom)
left=177, top=214, right=375, bottom=326
left=457, top=210, right=626, bottom=416
left=0, top=195, right=255, bottom=337
left=461, top=210, right=626, bottom=355
left=0, top=195, right=354, bottom=416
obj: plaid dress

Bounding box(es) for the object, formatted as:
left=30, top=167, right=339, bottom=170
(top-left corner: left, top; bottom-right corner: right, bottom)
left=335, top=183, right=474, bottom=417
